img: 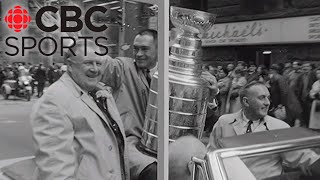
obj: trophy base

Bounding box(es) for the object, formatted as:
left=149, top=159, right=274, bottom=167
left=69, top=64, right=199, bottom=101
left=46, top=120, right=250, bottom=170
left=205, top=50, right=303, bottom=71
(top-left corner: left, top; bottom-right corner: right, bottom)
left=136, top=141, right=157, bottom=158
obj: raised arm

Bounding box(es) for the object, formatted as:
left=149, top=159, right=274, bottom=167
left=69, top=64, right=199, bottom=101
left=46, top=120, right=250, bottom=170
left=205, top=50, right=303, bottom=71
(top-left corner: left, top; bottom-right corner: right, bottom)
left=100, top=56, right=124, bottom=92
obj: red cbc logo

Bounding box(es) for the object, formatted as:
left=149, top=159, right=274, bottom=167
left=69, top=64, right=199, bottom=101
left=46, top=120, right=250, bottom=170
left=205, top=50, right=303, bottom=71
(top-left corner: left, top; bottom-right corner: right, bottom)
left=4, top=6, right=32, bottom=32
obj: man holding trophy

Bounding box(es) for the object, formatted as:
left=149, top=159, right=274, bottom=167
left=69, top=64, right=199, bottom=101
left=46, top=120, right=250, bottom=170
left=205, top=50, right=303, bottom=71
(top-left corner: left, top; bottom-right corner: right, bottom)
left=30, top=3, right=219, bottom=180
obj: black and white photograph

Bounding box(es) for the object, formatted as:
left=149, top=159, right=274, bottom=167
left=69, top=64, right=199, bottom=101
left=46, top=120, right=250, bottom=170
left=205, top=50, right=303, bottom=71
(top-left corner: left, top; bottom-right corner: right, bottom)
left=0, top=0, right=320, bottom=180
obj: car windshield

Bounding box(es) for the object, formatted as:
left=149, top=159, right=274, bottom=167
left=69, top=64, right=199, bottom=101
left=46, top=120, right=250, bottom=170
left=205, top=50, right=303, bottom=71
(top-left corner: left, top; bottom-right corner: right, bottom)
left=206, top=128, right=320, bottom=180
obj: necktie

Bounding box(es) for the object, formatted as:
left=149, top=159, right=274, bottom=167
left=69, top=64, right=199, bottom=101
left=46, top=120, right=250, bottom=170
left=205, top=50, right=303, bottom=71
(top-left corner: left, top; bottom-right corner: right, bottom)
left=144, top=69, right=151, bottom=86
left=246, top=120, right=253, bottom=133
left=88, top=91, right=123, bottom=142
left=88, top=91, right=125, bottom=178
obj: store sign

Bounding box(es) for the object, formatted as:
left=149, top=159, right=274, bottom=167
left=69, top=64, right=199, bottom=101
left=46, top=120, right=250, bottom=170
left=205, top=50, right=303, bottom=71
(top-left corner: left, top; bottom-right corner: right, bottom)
left=202, top=15, right=320, bottom=46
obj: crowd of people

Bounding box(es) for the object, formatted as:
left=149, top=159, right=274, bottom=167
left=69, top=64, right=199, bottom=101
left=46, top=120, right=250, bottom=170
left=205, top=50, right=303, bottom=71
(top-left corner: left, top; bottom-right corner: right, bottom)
left=0, top=62, right=67, bottom=97
left=204, top=60, right=320, bottom=134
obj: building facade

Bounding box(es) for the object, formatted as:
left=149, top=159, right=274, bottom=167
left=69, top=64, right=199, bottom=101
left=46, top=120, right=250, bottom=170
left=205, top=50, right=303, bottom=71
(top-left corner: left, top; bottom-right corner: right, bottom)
left=201, top=0, right=320, bottom=67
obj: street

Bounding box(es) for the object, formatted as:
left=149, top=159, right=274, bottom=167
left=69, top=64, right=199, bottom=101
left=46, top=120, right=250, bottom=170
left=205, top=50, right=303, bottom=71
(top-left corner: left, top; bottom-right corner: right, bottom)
left=0, top=95, right=36, bottom=161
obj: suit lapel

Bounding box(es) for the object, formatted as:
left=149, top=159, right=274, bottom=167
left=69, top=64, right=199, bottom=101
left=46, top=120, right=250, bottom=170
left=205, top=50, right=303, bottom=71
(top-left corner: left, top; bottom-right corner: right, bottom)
left=138, top=69, right=149, bottom=89
left=80, top=92, right=111, bottom=128
left=61, top=73, right=121, bottom=137
left=106, top=96, right=126, bottom=138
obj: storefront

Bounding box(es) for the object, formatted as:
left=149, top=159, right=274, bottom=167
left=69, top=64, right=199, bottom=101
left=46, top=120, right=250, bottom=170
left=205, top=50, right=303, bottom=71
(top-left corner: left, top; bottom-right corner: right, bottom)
left=202, top=14, right=320, bottom=67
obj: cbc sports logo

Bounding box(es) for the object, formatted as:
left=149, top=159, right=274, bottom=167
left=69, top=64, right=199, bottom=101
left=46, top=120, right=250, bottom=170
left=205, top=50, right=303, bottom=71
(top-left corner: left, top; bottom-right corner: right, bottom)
left=4, top=6, right=32, bottom=32
left=4, top=4, right=110, bottom=57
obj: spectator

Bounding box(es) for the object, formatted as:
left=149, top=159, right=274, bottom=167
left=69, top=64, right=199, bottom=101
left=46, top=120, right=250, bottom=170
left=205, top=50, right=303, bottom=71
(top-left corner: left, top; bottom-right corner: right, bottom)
left=226, top=63, right=235, bottom=76
left=309, top=68, right=320, bottom=100
left=288, top=60, right=302, bottom=91
left=47, top=64, right=55, bottom=84
left=268, top=64, right=302, bottom=126
left=225, top=67, right=247, bottom=113
left=282, top=62, right=292, bottom=78
left=34, top=64, right=47, bottom=97
left=0, top=65, right=5, bottom=87
left=51, top=64, right=62, bottom=83
left=295, top=62, right=317, bottom=126
left=217, top=67, right=232, bottom=116
left=247, top=63, right=259, bottom=83
left=309, top=68, right=320, bottom=129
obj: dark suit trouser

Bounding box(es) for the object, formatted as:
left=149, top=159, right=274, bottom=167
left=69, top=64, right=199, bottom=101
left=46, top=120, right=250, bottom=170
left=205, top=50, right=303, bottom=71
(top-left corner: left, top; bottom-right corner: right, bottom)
left=37, top=82, right=45, bottom=97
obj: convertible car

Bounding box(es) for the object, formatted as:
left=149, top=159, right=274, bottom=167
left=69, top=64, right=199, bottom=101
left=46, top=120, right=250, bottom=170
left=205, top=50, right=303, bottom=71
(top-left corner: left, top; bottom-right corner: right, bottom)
left=192, top=127, right=320, bottom=180
left=0, top=127, right=319, bottom=180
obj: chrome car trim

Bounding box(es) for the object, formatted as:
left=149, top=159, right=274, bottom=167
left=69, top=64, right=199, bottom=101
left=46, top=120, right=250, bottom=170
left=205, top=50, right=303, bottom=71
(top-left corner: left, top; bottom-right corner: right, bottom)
left=206, top=133, right=320, bottom=180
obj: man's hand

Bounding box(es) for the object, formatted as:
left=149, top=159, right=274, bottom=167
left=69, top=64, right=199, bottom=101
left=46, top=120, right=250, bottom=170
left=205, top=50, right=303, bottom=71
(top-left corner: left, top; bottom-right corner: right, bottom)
left=201, top=71, right=219, bottom=96
left=202, top=71, right=219, bottom=109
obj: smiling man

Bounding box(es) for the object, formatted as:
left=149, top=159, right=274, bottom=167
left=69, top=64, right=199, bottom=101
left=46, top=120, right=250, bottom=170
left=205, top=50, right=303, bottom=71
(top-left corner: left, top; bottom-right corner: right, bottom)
left=209, top=81, right=280, bottom=150
left=101, top=29, right=158, bottom=180
left=208, top=81, right=320, bottom=180
left=102, top=29, right=158, bottom=139
left=30, top=40, right=130, bottom=180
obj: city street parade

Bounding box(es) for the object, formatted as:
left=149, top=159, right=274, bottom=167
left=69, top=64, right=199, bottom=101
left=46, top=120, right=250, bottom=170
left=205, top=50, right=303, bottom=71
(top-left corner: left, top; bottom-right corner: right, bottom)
left=0, top=0, right=320, bottom=180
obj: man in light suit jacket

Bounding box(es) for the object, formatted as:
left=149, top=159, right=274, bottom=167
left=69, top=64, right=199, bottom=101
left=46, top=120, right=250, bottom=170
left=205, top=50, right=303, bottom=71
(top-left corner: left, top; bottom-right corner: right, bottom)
left=208, top=81, right=320, bottom=180
left=31, top=40, right=130, bottom=180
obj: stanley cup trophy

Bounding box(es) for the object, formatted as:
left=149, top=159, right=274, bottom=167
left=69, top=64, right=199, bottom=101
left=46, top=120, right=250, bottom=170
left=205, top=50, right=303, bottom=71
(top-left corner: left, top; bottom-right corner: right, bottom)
left=139, top=6, right=216, bottom=156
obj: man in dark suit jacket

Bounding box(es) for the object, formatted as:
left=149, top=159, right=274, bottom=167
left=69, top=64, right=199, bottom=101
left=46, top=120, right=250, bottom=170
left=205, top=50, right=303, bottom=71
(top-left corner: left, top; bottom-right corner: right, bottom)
left=295, top=63, right=317, bottom=126
left=34, top=63, right=47, bottom=97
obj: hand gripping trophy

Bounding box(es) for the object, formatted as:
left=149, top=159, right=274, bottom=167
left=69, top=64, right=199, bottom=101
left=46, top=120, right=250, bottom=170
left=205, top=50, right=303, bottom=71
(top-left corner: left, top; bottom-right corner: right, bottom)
left=139, top=6, right=216, bottom=156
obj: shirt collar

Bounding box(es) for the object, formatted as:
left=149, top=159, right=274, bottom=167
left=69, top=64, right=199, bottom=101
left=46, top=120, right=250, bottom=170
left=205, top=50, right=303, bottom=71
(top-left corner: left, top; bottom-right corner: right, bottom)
left=241, top=110, right=264, bottom=127
left=134, top=61, right=158, bottom=76
left=149, top=62, right=158, bottom=76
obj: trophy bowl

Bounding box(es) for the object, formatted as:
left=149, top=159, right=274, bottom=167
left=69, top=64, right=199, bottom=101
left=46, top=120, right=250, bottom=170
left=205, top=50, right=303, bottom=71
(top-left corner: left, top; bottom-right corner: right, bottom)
left=170, top=6, right=216, bottom=34
left=140, top=7, right=217, bottom=156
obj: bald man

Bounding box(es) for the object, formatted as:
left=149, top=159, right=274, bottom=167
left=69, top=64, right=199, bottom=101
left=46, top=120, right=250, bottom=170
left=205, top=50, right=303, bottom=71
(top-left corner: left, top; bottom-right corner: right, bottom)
left=169, top=136, right=207, bottom=180
left=31, top=40, right=130, bottom=180
left=137, top=135, right=207, bottom=180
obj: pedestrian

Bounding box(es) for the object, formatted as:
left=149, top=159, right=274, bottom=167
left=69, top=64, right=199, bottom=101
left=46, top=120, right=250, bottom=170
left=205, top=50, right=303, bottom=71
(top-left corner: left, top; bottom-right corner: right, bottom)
left=208, top=81, right=320, bottom=180
left=47, top=64, right=55, bottom=84
left=295, top=62, right=317, bottom=126
left=309, top=68, right=320, bottom=129
left=268, top=64, right=302, bottom=126
left=216, top=67, right=231, bottom=116
left=30, top=40, right=130, bottom=180
left=34, top=63, right=46, bottom=97
left=225, top=67, right=247, bottom=113
left=0, top=64, right=5, bottom=87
